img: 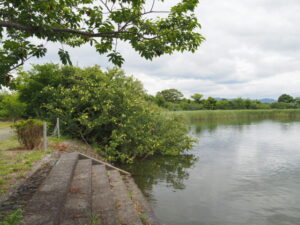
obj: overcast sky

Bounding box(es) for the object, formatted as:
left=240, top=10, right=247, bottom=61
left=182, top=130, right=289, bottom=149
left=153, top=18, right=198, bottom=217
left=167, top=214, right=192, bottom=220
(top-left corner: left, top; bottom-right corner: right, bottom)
left=27, top=0, right=300, bottom=99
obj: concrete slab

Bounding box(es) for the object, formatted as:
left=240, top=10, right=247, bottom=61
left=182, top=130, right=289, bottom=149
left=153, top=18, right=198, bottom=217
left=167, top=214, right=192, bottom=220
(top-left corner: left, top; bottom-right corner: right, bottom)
left=23, top=153, right=78, bottom=225
left=60, top=159, right=92, bottom=225
left=109, top=170, right=143, bottom=225
left=92, top=165, right=118, bottom=225
left=125, top=176, right=160, bottom=225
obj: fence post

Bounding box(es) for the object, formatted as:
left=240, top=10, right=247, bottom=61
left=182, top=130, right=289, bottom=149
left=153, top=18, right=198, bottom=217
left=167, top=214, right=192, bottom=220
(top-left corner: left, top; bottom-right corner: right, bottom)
left=57, top=118, right=60, bottom=138
left=43, top=122, right=47, bottom=151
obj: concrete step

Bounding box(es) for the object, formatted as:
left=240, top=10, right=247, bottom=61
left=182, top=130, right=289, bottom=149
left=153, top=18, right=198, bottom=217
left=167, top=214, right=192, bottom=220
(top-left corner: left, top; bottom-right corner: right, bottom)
left=108, top=170, right=143, bottom=225
left=60, top=159, right=92, bottom=225
left=125, top=176, right=160, bottom=225
left=92, top=165, right=118, bottom=225
left=22, top=152, right=159, bottom=225
left=23, top=152, right=79, bottom=225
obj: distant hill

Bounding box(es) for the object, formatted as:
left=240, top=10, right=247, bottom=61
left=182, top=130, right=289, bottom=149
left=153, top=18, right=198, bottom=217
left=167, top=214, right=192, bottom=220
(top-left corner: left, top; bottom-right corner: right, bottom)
left=214, top=97, right=276, bottom=103
left=259, top=98, right=276, bottom=103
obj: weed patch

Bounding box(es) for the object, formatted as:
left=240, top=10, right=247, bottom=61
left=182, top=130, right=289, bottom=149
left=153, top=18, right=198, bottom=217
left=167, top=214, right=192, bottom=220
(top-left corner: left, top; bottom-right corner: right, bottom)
left=1, top=209, right=23, bottom=225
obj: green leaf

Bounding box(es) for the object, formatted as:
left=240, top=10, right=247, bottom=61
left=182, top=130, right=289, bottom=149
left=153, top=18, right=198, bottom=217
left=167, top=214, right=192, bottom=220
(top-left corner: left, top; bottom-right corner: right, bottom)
left=107, top=51, right=124, bottom=67
left=58, top=49, right=72, bottom=66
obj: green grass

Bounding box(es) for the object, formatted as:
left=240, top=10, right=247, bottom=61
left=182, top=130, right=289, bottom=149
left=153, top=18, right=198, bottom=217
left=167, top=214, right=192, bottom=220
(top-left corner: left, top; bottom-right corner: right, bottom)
left=139, top=214, right=150, bottom=225
left=1, top=209, right=23, bottom=225
left=0, top=135, right=52, bottom=194
left=173, top=109, right=300, bottom=122
left=0, top=132, right=68, bottom=195
left=0, top=136, right=20, bottom=150
left=91, top=214, right=101, bottom=225
left=0, top=121, right=13, bottom=129
left=48, top=135, right=69, bottom=144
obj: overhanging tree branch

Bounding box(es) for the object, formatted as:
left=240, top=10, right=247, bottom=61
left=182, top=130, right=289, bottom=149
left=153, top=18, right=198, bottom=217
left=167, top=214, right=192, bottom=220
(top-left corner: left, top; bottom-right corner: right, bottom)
left=0, top=21, right=130, bottom=38
left=0, top=0, right=204, bottom=86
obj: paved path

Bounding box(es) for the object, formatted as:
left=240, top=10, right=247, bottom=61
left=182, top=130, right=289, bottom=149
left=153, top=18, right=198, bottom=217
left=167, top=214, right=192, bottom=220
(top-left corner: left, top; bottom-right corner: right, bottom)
left=0, top=127, right=14, bottom=142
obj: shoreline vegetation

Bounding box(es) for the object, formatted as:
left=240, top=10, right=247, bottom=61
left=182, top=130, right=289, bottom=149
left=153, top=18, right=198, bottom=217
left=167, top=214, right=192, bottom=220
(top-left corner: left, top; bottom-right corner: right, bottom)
left=2, top=64, right=194, bottom=163
left=1, top=64, right=300, bottom=163
left=173, top=109, right=300, bottom=121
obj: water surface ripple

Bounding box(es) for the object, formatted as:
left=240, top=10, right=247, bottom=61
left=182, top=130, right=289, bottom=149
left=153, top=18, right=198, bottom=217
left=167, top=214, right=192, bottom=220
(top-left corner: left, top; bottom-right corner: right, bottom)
left=121, top=119, right=300, bottom=225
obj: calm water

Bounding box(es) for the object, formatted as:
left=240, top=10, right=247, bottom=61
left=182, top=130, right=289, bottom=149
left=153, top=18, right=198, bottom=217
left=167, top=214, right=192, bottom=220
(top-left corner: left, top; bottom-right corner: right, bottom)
left=120, top=118, right=300, bottom=225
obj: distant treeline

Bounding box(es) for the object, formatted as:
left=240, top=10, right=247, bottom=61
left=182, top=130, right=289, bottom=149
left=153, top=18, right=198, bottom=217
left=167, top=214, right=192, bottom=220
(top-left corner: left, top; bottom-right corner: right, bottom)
left=146, top=89, right=300, bottom=111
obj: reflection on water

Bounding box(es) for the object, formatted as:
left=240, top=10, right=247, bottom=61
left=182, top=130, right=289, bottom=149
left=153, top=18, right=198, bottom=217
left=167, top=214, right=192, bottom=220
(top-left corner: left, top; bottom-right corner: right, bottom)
left=190, top=117, right=300, bottom=135
left=119, top=154, right=198, bottom=202
left=120, top=118, right=300, bottom=225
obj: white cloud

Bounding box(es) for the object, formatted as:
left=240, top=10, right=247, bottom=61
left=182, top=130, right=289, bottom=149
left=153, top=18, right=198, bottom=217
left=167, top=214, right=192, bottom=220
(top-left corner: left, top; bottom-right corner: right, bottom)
left=135, top=69, right=300, bottom=99
left=25, top=0, right=300, bottom=99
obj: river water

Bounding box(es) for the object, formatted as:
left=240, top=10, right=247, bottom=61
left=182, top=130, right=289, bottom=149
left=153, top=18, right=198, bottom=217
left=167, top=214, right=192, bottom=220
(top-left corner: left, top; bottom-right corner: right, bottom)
left=120, top=118, right=300, bottom=225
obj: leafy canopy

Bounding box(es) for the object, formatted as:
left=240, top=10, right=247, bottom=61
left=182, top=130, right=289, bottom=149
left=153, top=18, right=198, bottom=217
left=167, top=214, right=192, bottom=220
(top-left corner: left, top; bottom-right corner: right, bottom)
left=157, top=88, right=184, bottom=102
left=191, top=93, right=203, bottom=103
left=278, top=94, right=294, bottom=103
left=0, top=92, right=26, bottom=121
left=16, top=64, right=194, bottom=162
left=0, top=0, right=204, bottom=86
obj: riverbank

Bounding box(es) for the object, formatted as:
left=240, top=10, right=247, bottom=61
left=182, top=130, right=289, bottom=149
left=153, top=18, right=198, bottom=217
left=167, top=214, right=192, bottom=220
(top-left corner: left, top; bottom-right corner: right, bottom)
left=1, top=151, right=159, bottom=225
left=173, top=109, right=300, bottom=121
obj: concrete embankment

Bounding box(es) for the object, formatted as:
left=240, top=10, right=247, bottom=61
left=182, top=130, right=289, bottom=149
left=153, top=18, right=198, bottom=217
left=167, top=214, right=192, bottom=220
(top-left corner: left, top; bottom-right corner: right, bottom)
left=21, top=152, right=160, bottom=225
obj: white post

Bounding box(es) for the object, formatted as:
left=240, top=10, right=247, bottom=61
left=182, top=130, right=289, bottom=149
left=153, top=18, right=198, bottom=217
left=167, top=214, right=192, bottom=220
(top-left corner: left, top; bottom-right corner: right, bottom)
left=43, top=122, right=47, bottom=151
left=57, top=118, right=60, bottom=138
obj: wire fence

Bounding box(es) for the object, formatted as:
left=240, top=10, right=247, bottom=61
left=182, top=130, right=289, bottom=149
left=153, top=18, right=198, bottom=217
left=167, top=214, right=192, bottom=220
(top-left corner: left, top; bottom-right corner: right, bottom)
left=43, top=118, right=61, bottom=150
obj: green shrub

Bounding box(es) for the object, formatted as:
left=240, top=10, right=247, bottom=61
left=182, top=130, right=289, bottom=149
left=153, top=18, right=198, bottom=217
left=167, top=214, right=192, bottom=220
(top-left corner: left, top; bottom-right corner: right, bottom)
left=2, top=209, right=23, bottom=225
left=16, top=64, right=194, bottom=162
left=12, top=119, right=43, bottom=150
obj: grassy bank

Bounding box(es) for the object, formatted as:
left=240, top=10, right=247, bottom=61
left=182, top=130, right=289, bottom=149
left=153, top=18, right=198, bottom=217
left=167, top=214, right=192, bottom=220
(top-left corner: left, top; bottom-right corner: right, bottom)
left=0, top=135, right=52, bottom=194
left=173, top=109, right=300, bottom=121
left=0, top=126, right=67, bottom=195
left=0, top=121, right=13, bottom=129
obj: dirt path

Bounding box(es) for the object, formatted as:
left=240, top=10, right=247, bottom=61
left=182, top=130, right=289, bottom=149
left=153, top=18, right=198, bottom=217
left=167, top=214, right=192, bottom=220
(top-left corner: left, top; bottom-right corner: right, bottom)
left=0, top=127, right=14, bottom=142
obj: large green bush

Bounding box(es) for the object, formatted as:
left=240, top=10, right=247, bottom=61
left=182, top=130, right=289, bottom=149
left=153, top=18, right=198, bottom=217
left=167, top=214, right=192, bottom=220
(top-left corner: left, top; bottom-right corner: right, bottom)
left=12, top=119, right=43, bottom=150
left=16, top=64, right=194, bottom=162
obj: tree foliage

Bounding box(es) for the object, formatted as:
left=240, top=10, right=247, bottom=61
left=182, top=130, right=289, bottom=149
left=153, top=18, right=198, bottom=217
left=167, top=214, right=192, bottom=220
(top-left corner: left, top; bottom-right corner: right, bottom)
left=203, top=97, right=217, bottom=110
left=0, top=0, right=204, bottom=86
left=295, top=97, right=300, bottom=104
left=16, top=64, right=194, bottom=162
left=150, top=93, right=300, bottom=111
left=191, top=93, right=203, bottom=103
left=157, top=88, right=184, bottom=103
left=278, top=94, right=294, bottom=103
left=0, top=92, right=26, bottom=121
